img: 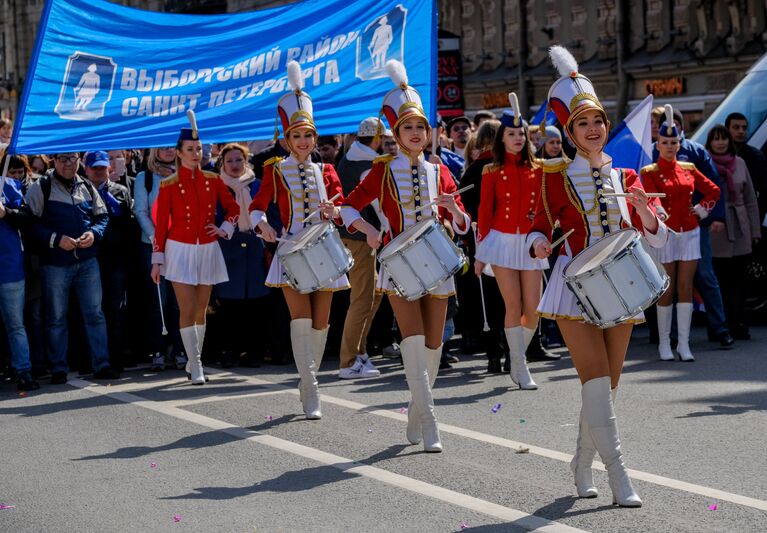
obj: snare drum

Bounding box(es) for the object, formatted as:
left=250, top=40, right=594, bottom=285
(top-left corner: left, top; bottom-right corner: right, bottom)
left=277, top=222, right=353, bottom=294
left=378, top=218, right=467, bottom=301
left=563, top=228, right=669, bottom=328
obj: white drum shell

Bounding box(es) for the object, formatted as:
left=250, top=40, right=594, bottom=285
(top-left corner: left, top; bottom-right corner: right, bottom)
left=563, top=228, right=669, bottom=328
left=278, top=222, right=353, bottom=294
left=379, top=218, right=466, bottom=301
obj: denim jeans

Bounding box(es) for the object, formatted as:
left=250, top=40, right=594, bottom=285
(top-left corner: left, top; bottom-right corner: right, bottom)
left=694, top=226, right=729, bottom=335
left=41, top=258, right=110, bottom=374
left=0, top=280, right=32, bottom=373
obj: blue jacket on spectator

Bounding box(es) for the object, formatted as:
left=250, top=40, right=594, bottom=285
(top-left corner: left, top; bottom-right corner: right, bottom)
left=440, top=148, right=465, bottom=180
left=0, top=179, right=27, bottom=284
left=25, top=170, right=109, bottom=266
left=653, top=134, right=726, bottom=226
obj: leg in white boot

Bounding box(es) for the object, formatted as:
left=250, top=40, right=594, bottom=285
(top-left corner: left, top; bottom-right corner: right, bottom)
left=311, top=326, right=329, bottom=370
left=675, top=303, right=695, bottom=362
left=570, top=387, right=617, bottom=498
left=180, top=326, right=205, bottom=385
left=193, top=323, right=210, bottom=382
left=401, top=335, right=442, bottom=452
left=522, top=327, right=536, bottom=350
left=291, top=319, right=322, bottom=419
left=505, top=327, right=538, bottom=390
left=582, top=377, right=641, bottom=507
left=406, top=343, right=442, bottom=445
left=656, top=305, right=674, bottom=361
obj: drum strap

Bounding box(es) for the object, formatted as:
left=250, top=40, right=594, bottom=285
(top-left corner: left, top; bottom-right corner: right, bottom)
left=611, top=169, right=633, bottom=228
left=425, top=163, right=439, bottom=217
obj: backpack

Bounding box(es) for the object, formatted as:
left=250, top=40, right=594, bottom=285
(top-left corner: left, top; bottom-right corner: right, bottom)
left=38, top=172, right=99, bottom=211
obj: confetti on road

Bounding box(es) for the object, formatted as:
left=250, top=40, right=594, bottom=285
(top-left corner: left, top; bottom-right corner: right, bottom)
left=708, top=504, right=718, bottom=511
left=18, top=392, right=27, bottom=397
left=560, top=423, right=576, bottom=427
left=459, top=521, right=470, bottom=529
left=0, top=505, right=16, bottom=510
left=265, top=415, right=273, bottom=422
left=490, top=403, right=502, bottom=413
left=399, top=407, right=408, bottom=414
left=367, top=427, right=373, bottom=433
left=515, top=447, right=530, bottom=454
left=173, top=515, right=182, bottom=522
left=519, top=419, right=526, bottom=423
left=150, top=462, right=157, bottom=469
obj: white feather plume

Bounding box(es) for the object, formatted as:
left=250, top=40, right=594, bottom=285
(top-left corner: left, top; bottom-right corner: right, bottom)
left=287, top=60, right=303, bottom=92
left=508, top=92, right=521, bottom=126
left=186, top=109, right=198, bottom=135
left=385, top=59, right=409, bottom=89
left=664, top=104, right=674, bottom=128
left=549, top=45, right=579, bottom=78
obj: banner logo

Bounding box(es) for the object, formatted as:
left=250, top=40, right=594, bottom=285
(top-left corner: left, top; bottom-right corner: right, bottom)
left=356, top=5, right=407, bottom=80
left=55, top=52, right=117, bottom=121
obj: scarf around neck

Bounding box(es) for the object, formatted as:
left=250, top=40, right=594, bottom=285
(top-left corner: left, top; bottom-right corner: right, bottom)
left=711, top=152, right=736, bottom=202
left=220, top=168, right=256, bottom=231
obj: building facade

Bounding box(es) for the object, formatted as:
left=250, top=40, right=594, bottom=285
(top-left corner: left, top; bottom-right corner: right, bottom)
left=2, top=0, right=765, bottom=129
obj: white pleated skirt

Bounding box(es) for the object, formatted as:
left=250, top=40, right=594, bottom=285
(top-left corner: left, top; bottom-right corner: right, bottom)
left=538, top=254, right=644, bottom=324
left=162, top=240, right=229, bottom=286
left=265, top=258, right=350, bottom=291
left=651, top=227, right=701, bottom=263
left=376, top=265, right=456, bottom=299
left=476, top=230, right=549, bottom=271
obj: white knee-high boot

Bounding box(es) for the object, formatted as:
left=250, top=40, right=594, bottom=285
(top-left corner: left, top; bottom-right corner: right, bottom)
left=291, top=319, right=321, bottom=419
left=676, top=303, right=695, bottom=362
left=656, top=305, right=674, bottom=361
left=505, top=327, right=537, bottom=390
left=522, top=326, right=537, bottom=350
left=582, top=377, right=641, bottom=507
left=406, top=343, right=442, bottom=445
left=571, top=387, right=618, bottom=498
left=401, top=335, right=442, bottom=452
left=180, top=326, right=205, bottom=385
left=311, top=326, right=329, bottom=370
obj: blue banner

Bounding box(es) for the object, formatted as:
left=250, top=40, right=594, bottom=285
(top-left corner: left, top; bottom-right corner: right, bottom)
left=9, top=0, right=437, bottom=154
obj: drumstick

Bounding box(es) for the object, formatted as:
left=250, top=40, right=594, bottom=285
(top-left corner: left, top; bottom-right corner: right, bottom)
left=256, top=234, right=289, bottom=243
left=156, top=281, right=168, bottom=336
left=471, top=223, right=491, bottom=333
left=404, top=184, right=475, bottom=216
left=601, top=192, right=666, bottom=198
left=304, top=193, right=342, bottom=221
left=550, top=228, right=575, bottom=249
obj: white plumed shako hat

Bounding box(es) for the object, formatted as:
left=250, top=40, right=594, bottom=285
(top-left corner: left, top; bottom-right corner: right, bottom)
left=275, top=61, right=315, bottom=139
left=380, top=60, right=428, bottom=133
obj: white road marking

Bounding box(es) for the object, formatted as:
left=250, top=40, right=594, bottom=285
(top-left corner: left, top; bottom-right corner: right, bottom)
left=70, top=378, right=586, bottom=533
left=86, top=369, right=767, bottom=513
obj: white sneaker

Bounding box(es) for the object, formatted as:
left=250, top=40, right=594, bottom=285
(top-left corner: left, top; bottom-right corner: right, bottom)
left=338, top=356, right=380, bottom=379
left=151, top=353, right=165, bottom=371
left=382, top=343, right=401, bottom=358
left=360, top=355, right=381, bottom=377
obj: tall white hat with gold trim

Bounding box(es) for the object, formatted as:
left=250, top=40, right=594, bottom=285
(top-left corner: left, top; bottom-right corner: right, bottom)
left=380, top=60, right=428, bottom=134
left=275, top=60, right=315, bottom=139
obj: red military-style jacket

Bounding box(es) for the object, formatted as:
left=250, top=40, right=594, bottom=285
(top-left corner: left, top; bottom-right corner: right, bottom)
left=248, top=157, right=344, bottom=230
left=477, top=152, right=542, bottom=240
left=152, top=166, right=239, bottom=263
left=528, top=157, right=664, bottom=257
left=640, top=158, right=720, bottom=232
left=343, top=154, right=469, bottom=243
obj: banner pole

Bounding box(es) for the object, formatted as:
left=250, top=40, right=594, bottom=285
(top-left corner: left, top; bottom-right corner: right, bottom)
left=0, top=152, right=10, bottom=205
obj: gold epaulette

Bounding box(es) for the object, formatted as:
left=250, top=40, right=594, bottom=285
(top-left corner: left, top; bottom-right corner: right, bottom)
left=263, top=156, right=284, bottom=168
left=482, top=163, right=500, bottom=174
left=678, top=161, right=697, bottom=171
left=373, top=154, right=395, bottom=165
left=542, top=157, right=569, bottom=174
left=159, top=174, right=179, bottom=188
left=202, top=170, right=220, bottom=180
left=640, top=163, right=658, bottom=174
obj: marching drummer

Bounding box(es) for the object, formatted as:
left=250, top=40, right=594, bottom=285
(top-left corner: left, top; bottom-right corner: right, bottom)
left=248, top=61, right=348, bottom=421
left=641, top=105, right=721, bottom=362
left=151, top=110, right=241, bottom=385
left=474, top=93, right=547, bottom=391
left=527, top=46, right=668, bottom=507
left=341, top=60, right=471, bottom=453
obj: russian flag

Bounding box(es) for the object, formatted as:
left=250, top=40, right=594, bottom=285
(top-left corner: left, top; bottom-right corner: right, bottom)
left=530, top=100, right=558, bottom=127
left=604, top=95, right=654, bottom=171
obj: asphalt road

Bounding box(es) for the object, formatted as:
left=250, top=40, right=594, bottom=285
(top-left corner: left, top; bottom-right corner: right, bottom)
left=1, top=325, right=766, bottom=532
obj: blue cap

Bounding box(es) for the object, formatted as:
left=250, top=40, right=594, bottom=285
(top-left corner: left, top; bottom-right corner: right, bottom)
left=659, top=121, right=679, bottom=139
left=84, top=151, right=109, bottom=168
left=500, top=110, right=526, bottom=129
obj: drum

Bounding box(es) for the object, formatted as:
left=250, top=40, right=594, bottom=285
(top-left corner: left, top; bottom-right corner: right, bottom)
left=378, top=218, right=467, bottom=301
left=277, top=222, right=353, bottom=294
left=563, top=228, right=669, bottom=328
